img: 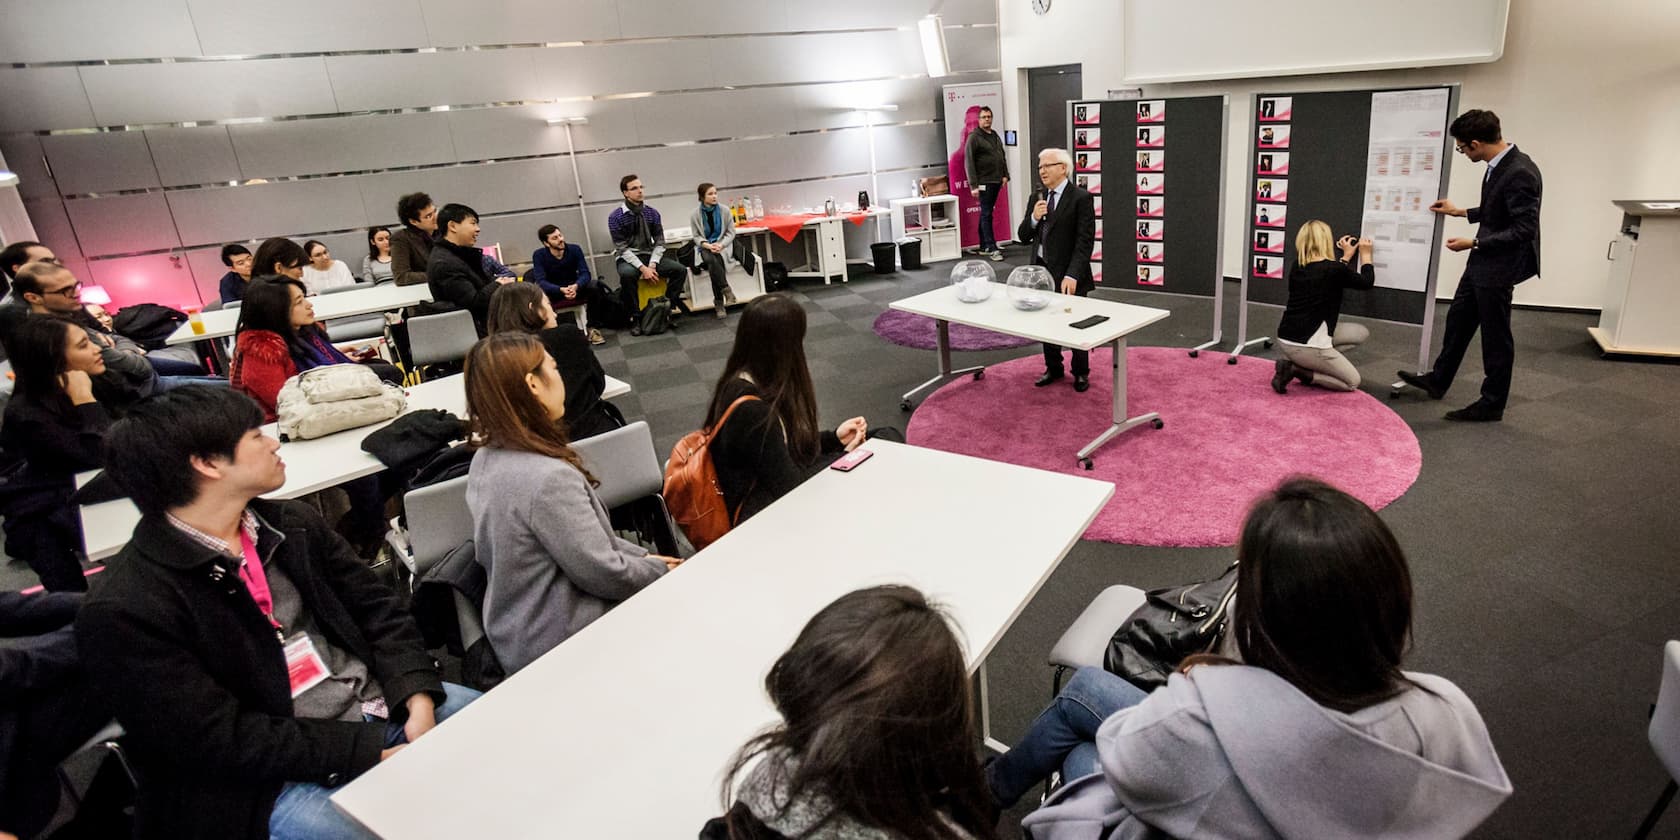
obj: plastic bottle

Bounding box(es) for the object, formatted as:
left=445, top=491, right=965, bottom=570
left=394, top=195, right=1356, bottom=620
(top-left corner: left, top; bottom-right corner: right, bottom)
left=187, top=307, right=206, bottom=335
left=752, top=196, right=764, bottom=220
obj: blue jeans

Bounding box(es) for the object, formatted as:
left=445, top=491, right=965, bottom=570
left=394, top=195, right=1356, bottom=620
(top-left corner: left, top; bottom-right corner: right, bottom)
left=977, top=183, right=1002, bottom=251
left=269, top=682, right=481, bottom=840
left=156, top=375, right=228, bottom=391
left=987, top=667, right=1149, bottom=808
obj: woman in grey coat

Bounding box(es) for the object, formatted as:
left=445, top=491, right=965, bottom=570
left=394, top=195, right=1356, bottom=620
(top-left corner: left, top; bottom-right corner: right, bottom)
left=991, top=478, right=1512, bottom=839
left=691, top=182, right=739, bottom=319
left=463, top=333, right=680, bottom=675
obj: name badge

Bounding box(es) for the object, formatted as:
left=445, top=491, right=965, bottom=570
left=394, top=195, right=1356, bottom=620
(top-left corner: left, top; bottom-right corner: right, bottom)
left=284, top=634, right=332, bottom=698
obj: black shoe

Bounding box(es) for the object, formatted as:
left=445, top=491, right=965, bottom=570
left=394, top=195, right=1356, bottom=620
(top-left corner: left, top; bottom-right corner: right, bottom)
left=1444, top=402, right=1503, bottom=422
left=1034, top=371, right=1064, bottom=387
left=1397, top=370, right=1444, bottom=400
left=1072, top=374, right=1090, bottom=392
left=1271, top=358, right=1294, bottom=394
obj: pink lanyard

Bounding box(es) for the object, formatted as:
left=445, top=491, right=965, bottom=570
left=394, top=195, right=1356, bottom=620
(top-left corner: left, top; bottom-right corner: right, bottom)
left=237, top=529, right=282, bottom=634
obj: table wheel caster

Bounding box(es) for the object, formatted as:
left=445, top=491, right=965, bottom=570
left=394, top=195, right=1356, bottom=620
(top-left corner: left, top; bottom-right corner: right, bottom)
left=1389, top=389, right=1401, bottom=400
left=1151, top=418, right=1164, bottom=429
left=973, top=370, right=985, bottom=381
left=1079, top=458, right=1094, bottom=470
left=1226, top=355, right=1238, bottom=365
left=1188, top=349, right=1199, bottom=358
left=1262, top=339, right=1274, bottom=349
left=899, top=400, right=912, bottom=411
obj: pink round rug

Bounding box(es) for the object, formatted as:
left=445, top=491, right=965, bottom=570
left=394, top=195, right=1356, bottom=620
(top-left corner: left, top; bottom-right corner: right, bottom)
left=905, top=346, right=1422, bottom=547
left=873, top=309, right=1036, bottom=351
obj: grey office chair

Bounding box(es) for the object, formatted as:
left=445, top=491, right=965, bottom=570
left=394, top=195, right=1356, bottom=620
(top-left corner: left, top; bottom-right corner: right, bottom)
left=572, top=420, right=681, bottom=556
left=1047, top=585, right=1148, bottom=696
left=317, top=283, right=387, bottom=342
left=406, top=309, right=478, bottom=380
left=397, top=474, right=487, bottom=652
left=56, top=720, right=137, bottom=813
left=1635, top=640, right=1680, bottom=838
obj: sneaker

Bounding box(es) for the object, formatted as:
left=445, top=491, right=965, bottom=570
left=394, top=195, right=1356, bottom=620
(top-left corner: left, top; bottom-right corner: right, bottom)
left=1271, top=358, right=1294, bottom=394
left=987, top=249, right=1004, bottom=262
left=721, top=288, right=738, bottom=307
left=587, top=328, right=605, bottom=345
left=714, top=305, right=727, bottom=319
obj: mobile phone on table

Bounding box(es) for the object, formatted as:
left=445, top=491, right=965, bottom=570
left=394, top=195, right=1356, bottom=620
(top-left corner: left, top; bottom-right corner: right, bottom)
left=1069, top=314, right=1110, bottom=329
left=830, top=449, right=874, bottom=472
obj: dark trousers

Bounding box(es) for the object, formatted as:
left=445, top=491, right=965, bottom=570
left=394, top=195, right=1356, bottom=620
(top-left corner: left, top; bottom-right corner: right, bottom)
left=1038, top=259, right=1089, bottom=377
left=977, top=183, right=1002, bottom=251
left=1429, top=280, right=1515, bottom=408
left=698, top=248, right=733, bottom=302
left=616, top=255, right=688, bottom=316
left=3, top=667, right=113, bottom=837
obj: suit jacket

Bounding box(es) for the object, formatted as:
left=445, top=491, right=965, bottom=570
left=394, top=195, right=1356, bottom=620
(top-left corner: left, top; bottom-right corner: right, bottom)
left=1464, top=146, right=1542, bottom=288
left=1017, top=181, right=1097, bottom=294
left=389, top=225, right=434, bottom=287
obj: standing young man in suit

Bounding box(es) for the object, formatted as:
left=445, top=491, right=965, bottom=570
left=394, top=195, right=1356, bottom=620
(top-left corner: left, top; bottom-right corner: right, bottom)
left=1400, top=110, right=1542, bottom=422
left=1018, top=148, right=1097, bottom=392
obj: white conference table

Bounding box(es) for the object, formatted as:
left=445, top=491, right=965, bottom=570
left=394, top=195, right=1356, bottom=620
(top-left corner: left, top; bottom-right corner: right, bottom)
left=166, top=282, right=436, bottom=346
left=331, top=438, right=1111, bottom=838
left=892, top=283, right=1171, bottom=469
left=77, top=373, right=630, bottom=561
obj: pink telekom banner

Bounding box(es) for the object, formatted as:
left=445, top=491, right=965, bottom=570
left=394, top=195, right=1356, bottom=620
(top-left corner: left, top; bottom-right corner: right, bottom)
left=943, top=82, right=1013, bottom=250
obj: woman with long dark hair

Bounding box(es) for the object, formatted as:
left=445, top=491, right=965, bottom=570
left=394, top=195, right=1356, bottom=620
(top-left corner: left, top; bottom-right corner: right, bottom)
left=464, top=333, right=676, bottom=675
left=228, top=277, right=397, bottom=419
left=990, top=478, right=1512, bottom=838
left=703, top=585, right=998, bottom=840
left=483, top=282, right=621, bottom=440
left=700, top=294, right=876, bottom=527
left=363, top=226, right=394, bottom=285
left=0, top=318, right=112, bottom=590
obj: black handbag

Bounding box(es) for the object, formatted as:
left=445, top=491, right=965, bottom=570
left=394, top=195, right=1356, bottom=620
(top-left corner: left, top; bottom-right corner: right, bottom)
left=1103, top=561, right=1239, bottom=690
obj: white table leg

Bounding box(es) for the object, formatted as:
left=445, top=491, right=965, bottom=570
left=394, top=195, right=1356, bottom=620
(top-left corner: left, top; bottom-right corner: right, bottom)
left=979, top=660, right=1010, bottom=754
left=900, top=319, right=985, bottom=410
left=1075, top=338, right=1162, bottom=468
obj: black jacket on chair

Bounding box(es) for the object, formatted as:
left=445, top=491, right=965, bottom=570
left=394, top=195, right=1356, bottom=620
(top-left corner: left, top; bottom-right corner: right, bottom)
left=1016, top=181, right=1097, bottom=293
left=75, top=499, right=444, bottom=840
left=426, top=239, right=495, bottom=330
left=1463, top=145, right=1542, bottom=288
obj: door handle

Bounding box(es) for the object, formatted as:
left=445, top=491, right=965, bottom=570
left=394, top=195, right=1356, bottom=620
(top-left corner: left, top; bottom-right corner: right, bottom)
left=1606, top=240, right=1615, bottom=260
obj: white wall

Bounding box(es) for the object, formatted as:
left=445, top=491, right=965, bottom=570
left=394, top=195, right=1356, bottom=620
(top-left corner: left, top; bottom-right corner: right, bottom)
left=997, top=0, right=1680, bottom=310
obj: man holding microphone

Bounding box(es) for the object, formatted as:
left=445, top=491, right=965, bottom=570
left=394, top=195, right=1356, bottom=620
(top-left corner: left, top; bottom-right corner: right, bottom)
left=1017, top=148, right=1097, bottom=392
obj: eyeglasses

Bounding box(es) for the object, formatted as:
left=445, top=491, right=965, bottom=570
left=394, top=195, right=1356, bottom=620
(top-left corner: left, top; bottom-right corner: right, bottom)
left=1036, top=162, right=1066, bottom=170
left=42, top=280, right=82, bottom=298
left=1454, top=142, right=1470, bottom=153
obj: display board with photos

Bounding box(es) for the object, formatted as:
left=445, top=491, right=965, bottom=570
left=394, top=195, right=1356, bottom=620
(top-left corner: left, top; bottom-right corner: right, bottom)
left=1069, top=96, right=1226, bottom=297
left=1243, top=86, right=1458, bottom=325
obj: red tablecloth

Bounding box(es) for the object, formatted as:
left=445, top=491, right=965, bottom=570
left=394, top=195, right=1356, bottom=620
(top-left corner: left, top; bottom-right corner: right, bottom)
left=754, top=212, right=875, bottom=243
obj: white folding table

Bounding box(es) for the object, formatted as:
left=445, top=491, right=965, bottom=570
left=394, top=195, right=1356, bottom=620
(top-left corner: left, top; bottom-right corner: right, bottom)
left=165, top=283, right=436, bottom=346
left=891, top=283, right=1171, bottom=469
left=76, top=374, right=630, bottom=561
left=331, top=438, right=1111, bottom=838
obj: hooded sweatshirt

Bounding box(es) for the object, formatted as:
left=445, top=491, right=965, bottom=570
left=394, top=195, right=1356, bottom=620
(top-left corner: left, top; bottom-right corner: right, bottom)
left=1021, top=666, right=1511, bottom=840
left=713, top=750, right=981, bottom=840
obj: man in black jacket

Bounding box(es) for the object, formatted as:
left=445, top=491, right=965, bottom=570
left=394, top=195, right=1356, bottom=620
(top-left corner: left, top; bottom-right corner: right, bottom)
left=964, top=106, right=1010, bottom=260
left=76, top=387, right=478, bottom=840
left=1400, top=109, right=1542, bottom=422
left=426, top=202, right=513, bottom=334
left=1017, top=148, right=1098, bottom=392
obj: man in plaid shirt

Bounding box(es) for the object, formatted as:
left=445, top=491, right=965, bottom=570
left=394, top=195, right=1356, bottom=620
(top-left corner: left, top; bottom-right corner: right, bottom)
left=608, top=173, right=691, bottom=329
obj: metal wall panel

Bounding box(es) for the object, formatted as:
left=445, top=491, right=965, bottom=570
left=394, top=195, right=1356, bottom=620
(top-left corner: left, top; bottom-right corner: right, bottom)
left=418, top=0, right=621, bottom=46
left=631, top=88, right=801, bottom=146
left=40, top=133, right=163, bottom=195
left=20, top=196, right=89, bottom=279
left=63, top=193, right=182, bottom=256
left=187, top=0, right=430, bottom=56
left=870, top=123, right=946, bottom=172
left=795, top=0, right=994, bottom=29
left=715, top=31, right=922, bottom=88
left=615, top=0, right=789, bottom=37
left=0, top=0, right=202, bottom=64
left=0, top=135, right=58, bottom=201
left=723, top=132, right=871, bottom=188
left=79, top=59, right=340, bottom=125
left=325, top=50, right=545, bottom=113
left=355, top=158, right=566, bottom=223
left=475, top=207, right=587, bottom=267
left=0, top=68, right=99, bottom=132
left=531, top=41, right=718, bottom=100
left=167, top=179, right=369, bottom=246
left=85, top=253, right=206, bottom=312
left=945, top=26, right=1002, bottom=73
left=146, top=127, right=245, bottom=187
left=230, top=112, right=457, bottom=178
left=795, top=78, right=944, bottom=131
left=446, top=103, right=638, bottom=162
left=184, top=246, right=235, bottom=305
left=574, top=145, right=730, bottom=204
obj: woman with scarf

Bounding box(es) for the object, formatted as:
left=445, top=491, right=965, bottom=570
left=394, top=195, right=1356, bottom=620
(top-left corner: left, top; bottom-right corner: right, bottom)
left=690, top=182, right=739, bottom=319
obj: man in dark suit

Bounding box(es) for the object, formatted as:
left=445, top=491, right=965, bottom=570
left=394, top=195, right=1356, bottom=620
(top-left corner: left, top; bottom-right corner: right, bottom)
left=1018, top=148, right=1097, bottom=392
left=1400, top=110, right=1542, bottom=422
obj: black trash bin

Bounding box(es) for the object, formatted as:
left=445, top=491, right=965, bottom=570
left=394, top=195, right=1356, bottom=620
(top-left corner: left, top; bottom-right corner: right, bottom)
left=898, top=238, right=924, bottom=270
left=869, top=242, right=896, bottom=274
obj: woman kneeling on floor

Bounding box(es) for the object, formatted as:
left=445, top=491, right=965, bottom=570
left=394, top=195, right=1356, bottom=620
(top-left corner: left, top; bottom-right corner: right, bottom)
left=1272, top=220, right=1376, bottom=394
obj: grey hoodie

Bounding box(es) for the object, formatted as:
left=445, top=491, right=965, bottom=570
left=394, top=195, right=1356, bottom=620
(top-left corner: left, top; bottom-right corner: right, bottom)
left=1022, top=666, right=1511, bottom=839
left=738, top=751, right=981, bottom=840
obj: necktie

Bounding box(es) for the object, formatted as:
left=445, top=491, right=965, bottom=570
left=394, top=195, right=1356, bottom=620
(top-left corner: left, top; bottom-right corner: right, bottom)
left=1046, top=188, right=1059, bottom=219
